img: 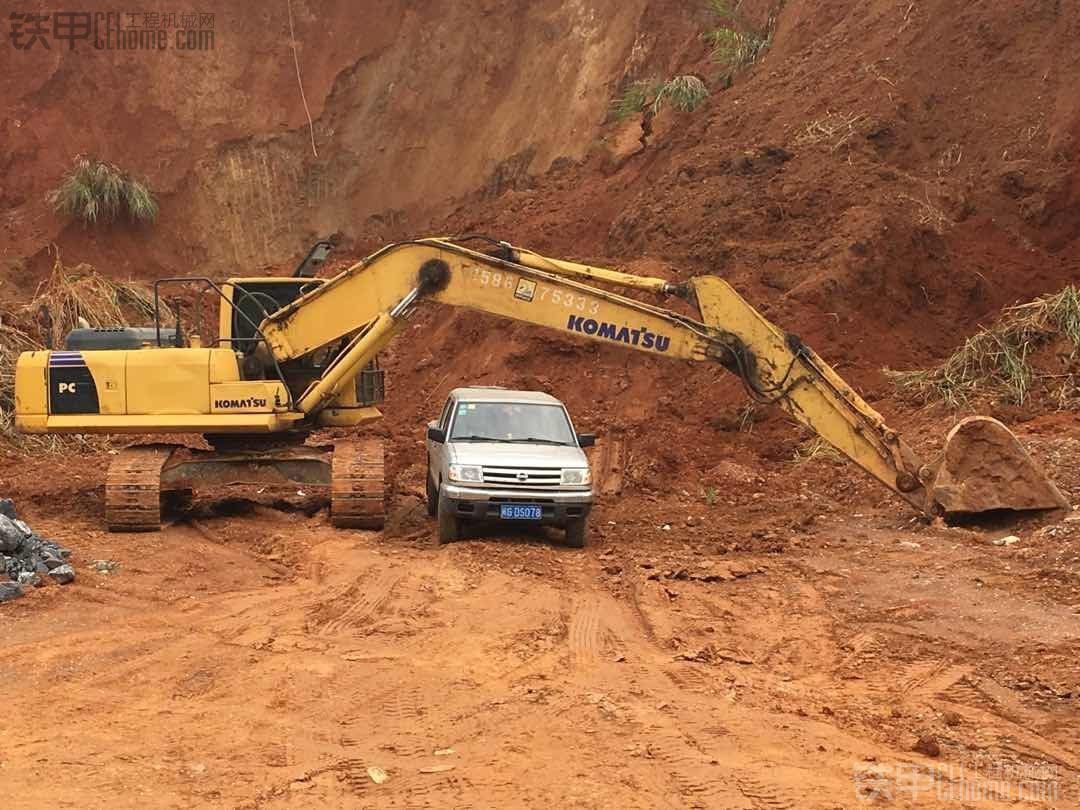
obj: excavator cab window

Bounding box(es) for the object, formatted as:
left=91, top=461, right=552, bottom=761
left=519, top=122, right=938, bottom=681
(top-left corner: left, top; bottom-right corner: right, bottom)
left=227, top=279, right=322, bottom=350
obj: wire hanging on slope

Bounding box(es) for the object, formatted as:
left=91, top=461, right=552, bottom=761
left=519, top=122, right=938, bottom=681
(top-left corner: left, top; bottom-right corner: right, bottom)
left=287, top=0, right=319, bottom=158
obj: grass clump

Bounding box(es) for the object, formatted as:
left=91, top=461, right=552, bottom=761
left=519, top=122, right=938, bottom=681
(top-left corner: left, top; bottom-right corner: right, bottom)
left=28, top=252, right=156, bottom=348
left=704, top=0, right=781, bottom=83
left=612, top=75, right=709, bottom=121
left=46, top=155, right=158, bottom=225
left=654, top=75, right=709, bottom=113
left=612, top=79, right=661, bottom=121
left=793, top=111, right=868, bottom=152
left=888, top=286, right=1080, bottom=407
left=0, top=252, right=154, bottom=451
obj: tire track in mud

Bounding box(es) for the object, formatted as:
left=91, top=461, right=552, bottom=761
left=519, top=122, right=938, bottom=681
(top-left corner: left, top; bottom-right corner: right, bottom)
left=734, top=775, right=798, bottom=810
left=852, top=654, right=1080, bottom=773
left=664, top=664, right=719, bottom=695
left=847, top=657, right=964, bottom=705
left=340, top=683, right=428, bottom=754
left=932, top=676, right=1080, bottom=773
left=626, top=683, right=800, bottom=810
left=641, top=725, right=728, bottom=801
left=309, top=568, right=404, bottom=636
left=53, top=633, right=190, bottom=690
left=608, top=581, right=802, bottom=810
left=567, top=595, right=602, bottom=670
left=902, top=663, right=971, bottom=701
left=333, top=683, right=474, bottom=808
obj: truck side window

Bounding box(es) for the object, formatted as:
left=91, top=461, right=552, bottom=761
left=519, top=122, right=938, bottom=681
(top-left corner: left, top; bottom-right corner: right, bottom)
left=438, top=398, right=454, bottom=431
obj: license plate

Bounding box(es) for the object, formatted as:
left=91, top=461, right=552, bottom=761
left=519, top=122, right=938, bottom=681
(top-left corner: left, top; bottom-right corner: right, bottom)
left=500, top=504, right=542, bottom=520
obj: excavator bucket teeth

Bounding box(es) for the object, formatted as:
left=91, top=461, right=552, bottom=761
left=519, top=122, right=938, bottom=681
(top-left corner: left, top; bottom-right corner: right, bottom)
left=930, top=416, right=1069, bottom=515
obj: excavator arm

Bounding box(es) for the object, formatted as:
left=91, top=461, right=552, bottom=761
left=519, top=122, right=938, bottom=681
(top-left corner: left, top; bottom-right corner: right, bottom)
left=258, top=238, right=931, bottom=511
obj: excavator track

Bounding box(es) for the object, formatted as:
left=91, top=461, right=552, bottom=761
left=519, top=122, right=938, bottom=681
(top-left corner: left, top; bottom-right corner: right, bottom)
left=331, top=439, right=386, bottom=530
left=105, top=445, right=176, bottom=532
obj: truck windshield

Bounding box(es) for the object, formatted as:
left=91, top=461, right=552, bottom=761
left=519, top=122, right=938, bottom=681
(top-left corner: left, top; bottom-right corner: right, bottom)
left=449, top=402, right=576, bottom=446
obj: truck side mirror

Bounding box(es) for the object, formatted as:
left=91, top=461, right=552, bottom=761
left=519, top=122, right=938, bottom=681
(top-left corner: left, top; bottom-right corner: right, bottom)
left=577, top=433, right=596, bottom=448
left=427, top=426, right=447, bottom=444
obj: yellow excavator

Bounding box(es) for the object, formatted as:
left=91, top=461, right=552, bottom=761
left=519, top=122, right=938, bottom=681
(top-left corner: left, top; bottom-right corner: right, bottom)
left=13, top=237, right=1067, bottom=531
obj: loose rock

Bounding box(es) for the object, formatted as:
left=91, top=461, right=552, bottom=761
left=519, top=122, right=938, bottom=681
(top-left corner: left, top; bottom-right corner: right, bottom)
left=0, top=515, right=28, bottom=553
left=0, top=581, right=25, bottom=602
left=913, top=734, right=941, bottom=758
left=16, top=571, right=42, bottom=588
left=48, top=564, right=76, bottom=585
left=0, top=498, right=76, bottom=588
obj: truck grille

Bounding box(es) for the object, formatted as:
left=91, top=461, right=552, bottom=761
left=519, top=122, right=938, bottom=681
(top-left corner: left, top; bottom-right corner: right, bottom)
left=481, top=466, right=562, bottom=489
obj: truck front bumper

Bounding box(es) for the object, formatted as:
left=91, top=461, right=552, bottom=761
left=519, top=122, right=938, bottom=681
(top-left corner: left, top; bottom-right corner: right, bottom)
left=441, top=483, right=593, bottom=525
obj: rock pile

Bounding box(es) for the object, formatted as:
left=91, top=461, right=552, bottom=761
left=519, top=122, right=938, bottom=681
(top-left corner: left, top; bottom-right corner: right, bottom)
left=0, top=498, right=74, bottom=603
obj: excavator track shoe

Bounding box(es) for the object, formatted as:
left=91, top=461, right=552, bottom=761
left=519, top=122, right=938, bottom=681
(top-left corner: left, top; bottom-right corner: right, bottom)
left=105, top=445, right=176, bottom=532
left=331, top=439, right=386, bottom=529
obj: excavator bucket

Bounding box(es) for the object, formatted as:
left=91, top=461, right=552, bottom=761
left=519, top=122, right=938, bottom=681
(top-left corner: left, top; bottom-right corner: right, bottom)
left=929, top=417, right=1069, bottom=515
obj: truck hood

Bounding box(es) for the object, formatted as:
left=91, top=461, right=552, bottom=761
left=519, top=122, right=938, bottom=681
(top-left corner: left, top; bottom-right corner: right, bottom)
left=447, top=442, right=588, bottom=468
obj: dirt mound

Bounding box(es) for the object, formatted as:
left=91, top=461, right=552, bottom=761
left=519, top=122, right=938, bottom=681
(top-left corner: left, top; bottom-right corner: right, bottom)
left=890, top=285, right=1080, bottom=412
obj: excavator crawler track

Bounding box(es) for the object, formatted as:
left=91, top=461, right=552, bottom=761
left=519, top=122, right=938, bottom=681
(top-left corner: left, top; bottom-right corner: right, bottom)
left=331, top=439, right=386, bottom=530
left=105, top=445, right=177, bottom=532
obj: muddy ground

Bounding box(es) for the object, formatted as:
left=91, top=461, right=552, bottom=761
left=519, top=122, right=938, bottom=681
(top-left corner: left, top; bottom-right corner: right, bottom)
left=3, top=415, right=1078, bottom=809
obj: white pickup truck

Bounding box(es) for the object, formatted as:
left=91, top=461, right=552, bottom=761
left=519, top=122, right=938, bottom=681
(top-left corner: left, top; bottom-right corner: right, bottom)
left=425, top=387, right=595, bottom=547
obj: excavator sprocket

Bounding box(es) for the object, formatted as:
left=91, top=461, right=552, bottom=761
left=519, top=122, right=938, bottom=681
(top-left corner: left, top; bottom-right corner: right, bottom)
left=105, top=445, right=177, bottom=532
left=331, top=438, right=386, bottom=530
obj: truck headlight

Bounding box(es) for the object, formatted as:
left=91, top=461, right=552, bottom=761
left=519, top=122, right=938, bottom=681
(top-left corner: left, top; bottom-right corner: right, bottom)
left=561, top=468, right=591, bottom=486
left=448, top=464, right=483, bottom=483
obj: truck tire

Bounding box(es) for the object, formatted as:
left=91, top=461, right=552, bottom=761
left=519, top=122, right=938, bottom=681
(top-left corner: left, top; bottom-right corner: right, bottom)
left=564, top=516, right=587, bottom=548
left=437, top=500, right=462, bottom=544
left=426, top=472, right=438, bottom=517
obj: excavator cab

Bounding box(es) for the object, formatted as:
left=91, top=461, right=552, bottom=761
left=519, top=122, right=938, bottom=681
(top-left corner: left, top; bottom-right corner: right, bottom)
left=216, top=276, right=385, bottom=409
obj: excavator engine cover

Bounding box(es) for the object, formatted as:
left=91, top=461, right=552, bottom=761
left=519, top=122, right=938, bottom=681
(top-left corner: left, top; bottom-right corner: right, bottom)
left=931, top=416, right=1069, bottom=515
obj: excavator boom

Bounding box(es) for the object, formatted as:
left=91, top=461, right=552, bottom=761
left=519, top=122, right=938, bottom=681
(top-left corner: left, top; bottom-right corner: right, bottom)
left=258, top=239, right=931, bottom=511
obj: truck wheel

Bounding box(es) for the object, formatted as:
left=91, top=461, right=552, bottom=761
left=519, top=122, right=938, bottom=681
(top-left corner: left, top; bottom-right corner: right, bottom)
left=564, top=516, right=587, bottom=549
left=426, top=472, right=438, bottom=517
left=437, top=501, right=462, bottom=544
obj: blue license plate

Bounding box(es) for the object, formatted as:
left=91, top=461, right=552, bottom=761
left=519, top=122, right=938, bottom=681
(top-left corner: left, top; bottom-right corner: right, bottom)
left=500, top=504, right=542, bottom=520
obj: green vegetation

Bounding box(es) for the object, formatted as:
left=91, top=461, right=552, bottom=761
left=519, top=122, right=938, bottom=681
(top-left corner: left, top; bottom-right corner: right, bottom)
left=46, top=155, right=158, bottom=225
left=609, top=2, right=784, bottom=122
left=888, top=286, right=1080, bottom=407
left=612, top=79, right=660, bottom=121
left=704, top=0, right=781, bottom=83
left=612, top=75, right=709, bottom=121
left=654, top=75, right=709, bottom=113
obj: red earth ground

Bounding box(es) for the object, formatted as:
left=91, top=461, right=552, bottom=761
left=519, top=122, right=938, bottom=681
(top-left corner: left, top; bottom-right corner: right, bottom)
left=2, top=1, right=1079, bottom=807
